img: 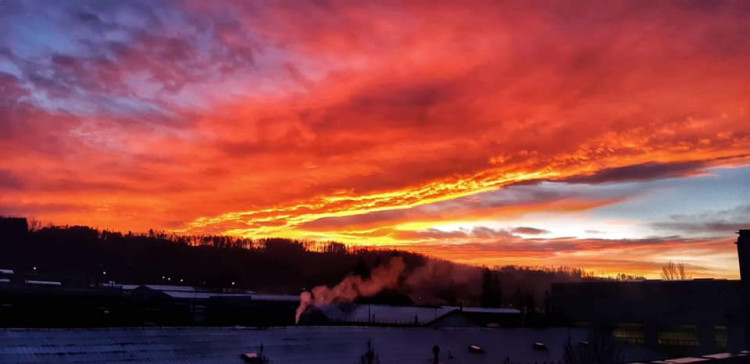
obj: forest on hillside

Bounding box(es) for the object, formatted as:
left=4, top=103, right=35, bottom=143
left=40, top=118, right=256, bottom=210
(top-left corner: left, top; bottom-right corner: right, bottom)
left=0, top=217, right=642, bottom=309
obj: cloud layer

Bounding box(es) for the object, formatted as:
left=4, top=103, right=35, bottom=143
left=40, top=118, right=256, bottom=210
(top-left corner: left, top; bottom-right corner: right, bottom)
left=1, top=0, right=749, bottom=277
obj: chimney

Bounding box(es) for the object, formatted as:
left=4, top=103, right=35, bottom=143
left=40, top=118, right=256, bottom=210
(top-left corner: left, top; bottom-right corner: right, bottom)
left=736, top=230, right=750, bottom=350
left=737, top=230, right=750, bottom=283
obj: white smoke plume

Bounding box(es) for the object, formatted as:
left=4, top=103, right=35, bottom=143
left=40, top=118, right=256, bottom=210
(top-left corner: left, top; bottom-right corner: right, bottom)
left=295, top=257, right=405, bottom=323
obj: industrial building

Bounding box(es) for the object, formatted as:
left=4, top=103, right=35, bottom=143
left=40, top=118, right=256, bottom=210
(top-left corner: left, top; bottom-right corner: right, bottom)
left=299, top=303, right=521, bottom=327
left=0, top=280, right=299, bottom=327
left=550, top=230, right=750, bottom=359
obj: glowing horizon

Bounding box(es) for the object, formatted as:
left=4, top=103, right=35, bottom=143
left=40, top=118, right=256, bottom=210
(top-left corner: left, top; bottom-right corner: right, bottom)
left=1, top=1, right=749, bottom=278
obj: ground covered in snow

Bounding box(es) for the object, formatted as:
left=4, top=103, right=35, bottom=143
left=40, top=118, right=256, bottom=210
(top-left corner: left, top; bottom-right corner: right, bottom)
left=0, top=326, right=658, bottom=364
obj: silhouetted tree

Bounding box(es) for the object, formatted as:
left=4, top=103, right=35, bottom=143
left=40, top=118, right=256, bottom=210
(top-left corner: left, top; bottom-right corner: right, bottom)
left=27, top=217, right=42, bottom=232
left=353, top=257, right=371, bottom=279
left=661, top=261, right=690, bottom=280
left=480, top=268, right=502, bottom=307
left=324, top=242, right=348, bottom=254
left=0, top=218, right=643, bottom=305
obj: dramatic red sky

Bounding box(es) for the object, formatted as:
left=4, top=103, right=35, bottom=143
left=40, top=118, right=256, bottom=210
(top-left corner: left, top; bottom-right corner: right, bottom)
left=1, top=1, right=749, bottom=278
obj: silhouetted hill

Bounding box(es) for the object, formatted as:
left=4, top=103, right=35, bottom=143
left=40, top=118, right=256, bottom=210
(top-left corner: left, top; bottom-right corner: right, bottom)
left=0, top=217, right=639, bottom=308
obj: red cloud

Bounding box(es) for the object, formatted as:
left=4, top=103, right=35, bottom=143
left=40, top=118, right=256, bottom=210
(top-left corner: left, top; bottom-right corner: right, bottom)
left=1, top=1, right=749, bottom=276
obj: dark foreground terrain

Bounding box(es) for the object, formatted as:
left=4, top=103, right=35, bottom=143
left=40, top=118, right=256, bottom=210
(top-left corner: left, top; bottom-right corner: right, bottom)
left=0, top=326, right=663, bottom=364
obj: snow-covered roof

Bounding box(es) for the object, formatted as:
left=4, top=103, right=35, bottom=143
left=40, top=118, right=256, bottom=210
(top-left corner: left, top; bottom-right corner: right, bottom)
left=314, top=304, right=521, bottom=325
left=0, top=269, right=13, bottom=275
left=161, top=291, right=298, bottom=300
left=317, top=304, right=455, bottom=325
left=122, top=284, right=296, bottom=301
left=143, top=284, right=197, bottom=292
left=162, top=291, right=254, bottom=299
left=25, top=280, right=62, bottom=286
left=249, top=294, right=299, bottom=302
left=445, top=306, right=521, bottom=314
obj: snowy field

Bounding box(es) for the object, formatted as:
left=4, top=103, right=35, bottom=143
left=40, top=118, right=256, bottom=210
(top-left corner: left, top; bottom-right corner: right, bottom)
left=0, top=326, right=656, bottom=364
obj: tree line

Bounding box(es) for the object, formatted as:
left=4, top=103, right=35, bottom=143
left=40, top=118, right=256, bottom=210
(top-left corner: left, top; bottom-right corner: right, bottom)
left=0, top=217, right=642, bottom=310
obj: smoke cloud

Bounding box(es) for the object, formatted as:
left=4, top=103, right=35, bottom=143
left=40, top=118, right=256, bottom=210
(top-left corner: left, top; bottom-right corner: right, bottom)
left=403, top=259, right=482, bottom=305
left=295, top=257, right=406, bottom=323
left=294, top=257, right=489, bottom=323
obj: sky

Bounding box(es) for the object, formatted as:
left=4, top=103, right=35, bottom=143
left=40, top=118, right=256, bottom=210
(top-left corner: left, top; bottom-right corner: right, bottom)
left=1, top=0, right=748, bottom=278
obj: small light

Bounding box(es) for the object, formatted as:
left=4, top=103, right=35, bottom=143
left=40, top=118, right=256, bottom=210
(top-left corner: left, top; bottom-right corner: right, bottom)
left=161, top=276, right=165, bottom=280
left=231, top=281, right=235, bottom=286
left=179, top=278, right=183, bottom=283
left=167, top=277, right=171, bottom=281
left=32, top=266, right=37, bottom=271
left=102, top=271, right=107, bottom=275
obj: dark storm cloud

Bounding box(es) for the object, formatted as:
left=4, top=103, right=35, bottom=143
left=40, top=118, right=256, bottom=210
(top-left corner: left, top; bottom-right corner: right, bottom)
left=653, top=205, right=750, bottom=235
left=563, top=161, right=708, bottom=184
left=511, top=226, right=550, bottom=235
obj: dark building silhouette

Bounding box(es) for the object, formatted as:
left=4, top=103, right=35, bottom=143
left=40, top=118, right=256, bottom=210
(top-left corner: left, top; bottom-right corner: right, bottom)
left=0, top=282, right=301, bottom=327
left=0, top=217, right=28, bottom=243
left=736, top=230, right=750, bottom=281
left=123, top=285, right=300, bottom=326
left=550, top=279, right=745, bottom=355
left=0, top=283, right=125, bottom=327
left=737, top=229, right=750, bottom=350
left=550, top=230, right=750, bottom=358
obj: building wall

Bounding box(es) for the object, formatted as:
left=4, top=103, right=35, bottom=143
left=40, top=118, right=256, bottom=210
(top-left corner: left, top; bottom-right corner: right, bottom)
left=549, top=280, right=747, bottom=355
left=0, top=217, right=28, bottom=243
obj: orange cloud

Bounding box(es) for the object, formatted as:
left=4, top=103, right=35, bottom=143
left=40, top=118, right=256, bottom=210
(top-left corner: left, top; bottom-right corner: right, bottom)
left=389, top=236, right=740, bottom=279
left=1, top=1, right=748, bottom=276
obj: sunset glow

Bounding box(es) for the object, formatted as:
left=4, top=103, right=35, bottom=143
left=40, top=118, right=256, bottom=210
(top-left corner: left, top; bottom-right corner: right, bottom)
left=1, top=1, right=749, bottom=278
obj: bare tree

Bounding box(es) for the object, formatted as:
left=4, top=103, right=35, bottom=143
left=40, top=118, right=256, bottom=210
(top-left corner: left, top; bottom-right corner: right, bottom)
left=27, top=217, right=43, bottom=232
left=661, top=261, right=690, bottom=280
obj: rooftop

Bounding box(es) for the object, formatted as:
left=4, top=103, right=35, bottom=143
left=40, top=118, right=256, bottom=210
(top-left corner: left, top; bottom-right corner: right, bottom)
left=124, top=284, right=299, bottom=302
left=315, top=304, right=456, bottom=325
